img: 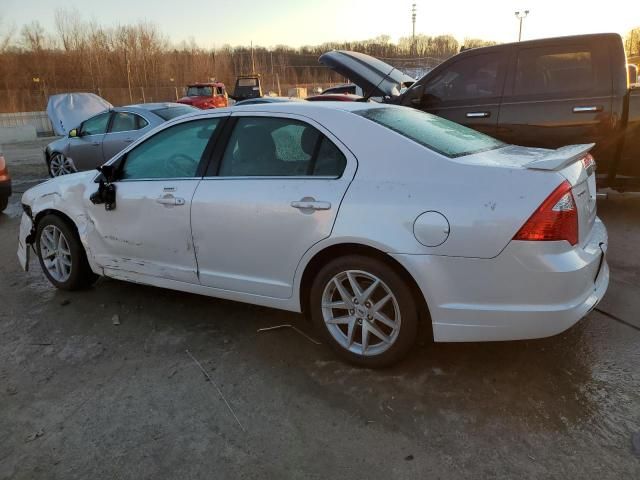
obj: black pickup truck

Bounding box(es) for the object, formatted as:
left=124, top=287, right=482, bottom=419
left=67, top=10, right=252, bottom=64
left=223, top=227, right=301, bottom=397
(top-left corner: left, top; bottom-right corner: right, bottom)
left=320, top=33, right=640, bottom=191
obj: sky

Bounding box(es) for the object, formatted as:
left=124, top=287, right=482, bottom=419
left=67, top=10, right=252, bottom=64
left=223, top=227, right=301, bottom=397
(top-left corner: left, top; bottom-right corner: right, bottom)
left=1, top=0, right=639, bottom=48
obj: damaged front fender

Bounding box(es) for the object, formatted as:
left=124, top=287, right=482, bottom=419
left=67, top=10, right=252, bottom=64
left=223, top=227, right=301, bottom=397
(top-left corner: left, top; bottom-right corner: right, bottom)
left=19, top=171, right=102, bottom=274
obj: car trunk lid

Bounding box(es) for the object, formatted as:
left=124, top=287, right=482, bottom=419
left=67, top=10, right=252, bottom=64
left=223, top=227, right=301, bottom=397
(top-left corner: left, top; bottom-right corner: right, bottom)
left=462, top=143, right=597, bottom=246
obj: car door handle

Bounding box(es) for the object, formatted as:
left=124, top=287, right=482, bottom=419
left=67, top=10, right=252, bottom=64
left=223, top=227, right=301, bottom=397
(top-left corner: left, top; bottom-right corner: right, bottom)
left=466, top=111, right=490, bottom=118
left=573, top=106, right=602, bottom=113
left=290, top=199, right=331, bottom=211
left=156, top=195, right=185, bottom=206
left=123, top=138, right=134, bottom=143
left=91, top=142, right=101, bottom=146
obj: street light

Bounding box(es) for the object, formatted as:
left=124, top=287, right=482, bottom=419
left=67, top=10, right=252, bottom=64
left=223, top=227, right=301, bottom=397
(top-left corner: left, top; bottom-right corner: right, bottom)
left=515, top=10, right=530, bottom=42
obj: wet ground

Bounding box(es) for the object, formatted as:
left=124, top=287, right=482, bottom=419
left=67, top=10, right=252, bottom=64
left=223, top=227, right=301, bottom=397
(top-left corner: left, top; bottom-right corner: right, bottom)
left=1, top=139, right=639, bottom=479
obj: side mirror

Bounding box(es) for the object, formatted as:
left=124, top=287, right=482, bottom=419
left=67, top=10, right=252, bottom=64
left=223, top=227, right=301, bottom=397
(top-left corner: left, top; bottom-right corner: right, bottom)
left=90, top=164, right=117, bottom=211
left=100, top=164, right=117, bottom=183
left=407, top=84, right=425, bottom=107
left=69, top=128, right=78, bottom=138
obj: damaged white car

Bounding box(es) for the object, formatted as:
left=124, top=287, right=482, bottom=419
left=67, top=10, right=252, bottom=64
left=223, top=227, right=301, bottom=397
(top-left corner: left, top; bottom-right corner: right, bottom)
left=18, top=102, right=609, bottom=367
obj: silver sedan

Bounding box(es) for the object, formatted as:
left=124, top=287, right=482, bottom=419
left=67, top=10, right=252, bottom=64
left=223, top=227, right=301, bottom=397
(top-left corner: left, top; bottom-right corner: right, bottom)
left=20, top=102, right=609, bottom=367
left=44, top=103, right=197, bottom=177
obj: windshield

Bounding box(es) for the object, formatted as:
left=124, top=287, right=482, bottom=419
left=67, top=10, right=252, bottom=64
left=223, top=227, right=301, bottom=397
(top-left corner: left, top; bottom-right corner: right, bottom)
left=152, top=105, right=198, bottom=121
left=355, top=106, right=504, bottom=158
left=186, top=86, right=213, bottom=97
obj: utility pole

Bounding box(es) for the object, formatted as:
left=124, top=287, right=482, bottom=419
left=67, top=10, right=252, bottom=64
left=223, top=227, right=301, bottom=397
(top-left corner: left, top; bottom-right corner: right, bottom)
left=125, top=49, right=133, bottom=103
left=270, top=50, right=274, bottom=92
left=411, top=3, right=417, bottom=55
left=250, top=40, right=255, bottom=74
left=515, top=10, right=529, bottom=42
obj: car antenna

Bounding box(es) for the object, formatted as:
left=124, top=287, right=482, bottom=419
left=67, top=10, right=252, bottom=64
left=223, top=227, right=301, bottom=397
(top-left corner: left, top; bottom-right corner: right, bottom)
left=358, top=65, right=397, bottom=103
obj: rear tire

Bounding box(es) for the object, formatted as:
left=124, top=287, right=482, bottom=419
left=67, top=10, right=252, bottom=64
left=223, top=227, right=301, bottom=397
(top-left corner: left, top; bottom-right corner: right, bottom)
left=309, top=254, right=419, bottom=368
left=0, top=196, right=7, bottom=212
left=36, top=214, right=98, bottom=290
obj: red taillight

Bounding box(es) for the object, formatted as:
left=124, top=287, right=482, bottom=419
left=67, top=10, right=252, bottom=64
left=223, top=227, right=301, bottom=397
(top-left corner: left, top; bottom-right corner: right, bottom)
left=0, top=155, right=8, bottom=181
left=514, top=180, right=578, bottom=246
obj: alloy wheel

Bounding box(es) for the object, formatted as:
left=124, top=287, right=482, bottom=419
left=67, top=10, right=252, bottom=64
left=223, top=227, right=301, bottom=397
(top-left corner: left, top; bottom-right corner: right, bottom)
left=321, top=270, right=401, bottom=356
left=49, top=153, right=76, bottom=176
left=39, top=225, right=73, bottom=282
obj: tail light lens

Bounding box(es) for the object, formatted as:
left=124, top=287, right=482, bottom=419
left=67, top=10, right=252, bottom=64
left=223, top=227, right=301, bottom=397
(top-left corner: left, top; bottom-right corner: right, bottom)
left=0, top=154, right=8, bottom=181
left=514, top=180, right=578, bottom=246
left=581, top=153, right=596, bottom=175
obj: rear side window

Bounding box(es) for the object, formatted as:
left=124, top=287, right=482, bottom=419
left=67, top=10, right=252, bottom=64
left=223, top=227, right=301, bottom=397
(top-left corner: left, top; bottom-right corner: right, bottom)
left=357, top=107, right=504, bottom=158
left=218, top=117, right=346, bottom=177
left=514, top=46, right=602, bottom=96
left=110, top=112, right=148, bottom=133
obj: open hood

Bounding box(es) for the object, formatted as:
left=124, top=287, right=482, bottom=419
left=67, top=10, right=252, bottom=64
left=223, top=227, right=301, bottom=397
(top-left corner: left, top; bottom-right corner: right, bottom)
left=318, top=50, right=415, bottom=98
left=46, top=93, right=113, bottom=136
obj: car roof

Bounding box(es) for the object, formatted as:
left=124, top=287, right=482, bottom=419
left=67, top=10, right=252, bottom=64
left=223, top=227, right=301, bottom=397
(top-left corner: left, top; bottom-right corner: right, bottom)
left=116, top=103, right=189, bottom=113
left=457, top=32, right=622, bottom=56
left=193, top=100, right=382, bottom=117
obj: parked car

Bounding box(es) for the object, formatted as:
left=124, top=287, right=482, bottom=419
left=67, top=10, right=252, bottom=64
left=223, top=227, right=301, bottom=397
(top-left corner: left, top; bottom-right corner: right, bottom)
left=233, top=96, right=302, bottom=106
left=321, top=84, right=363, bottom=96
left=320, top=33, right=640, bottom=191
left=319, top=51, right=416, bottom=100
left=19, top=102, right=608, bottom=367
left=0, top=148, right=11, bottom=212
left=177, top=82, right=228, bottom=109
left=44, top=103, right=198, bottom=177
left=306, top=93, right=363, bottom=102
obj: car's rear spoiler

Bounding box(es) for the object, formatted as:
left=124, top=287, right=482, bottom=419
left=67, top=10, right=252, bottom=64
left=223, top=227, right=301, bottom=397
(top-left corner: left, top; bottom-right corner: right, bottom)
left=524, top=143, right=595, bottom=171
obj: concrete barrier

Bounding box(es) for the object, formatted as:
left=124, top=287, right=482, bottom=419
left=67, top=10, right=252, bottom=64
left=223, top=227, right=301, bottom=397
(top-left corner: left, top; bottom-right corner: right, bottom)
left=0, top=111, right=53, bottom=137
left=0, top=125, right=37, bottom=143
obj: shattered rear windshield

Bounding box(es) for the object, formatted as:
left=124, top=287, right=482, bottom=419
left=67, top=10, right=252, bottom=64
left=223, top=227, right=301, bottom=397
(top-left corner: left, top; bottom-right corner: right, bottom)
left=355, top=106, right=504, bottom=158
left=152, top=105, right=198, bottom=121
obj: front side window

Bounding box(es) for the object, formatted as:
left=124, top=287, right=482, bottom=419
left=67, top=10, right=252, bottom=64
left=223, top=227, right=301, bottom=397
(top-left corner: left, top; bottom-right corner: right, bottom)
left=81, top=112, right=110, bottom=136
left=423, top=52, right=504, bottom=103
left=357, top=106, right=504, bottom=158
left=110, top=112, right=148, bottom=133
left=120, top=118, right=219, bottom=180
left=218, top=117, right=346, bottom=177
left=514, top=46, right=598, bottom=96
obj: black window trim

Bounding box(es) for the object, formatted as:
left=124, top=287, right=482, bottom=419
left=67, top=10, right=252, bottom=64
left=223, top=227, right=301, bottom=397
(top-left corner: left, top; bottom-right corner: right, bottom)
left=203, top=114, right=348, bottom=180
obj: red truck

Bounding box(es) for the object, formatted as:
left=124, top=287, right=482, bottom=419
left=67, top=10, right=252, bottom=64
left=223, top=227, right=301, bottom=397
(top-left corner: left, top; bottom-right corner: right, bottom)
left=177, top=82, right=228, bottom=109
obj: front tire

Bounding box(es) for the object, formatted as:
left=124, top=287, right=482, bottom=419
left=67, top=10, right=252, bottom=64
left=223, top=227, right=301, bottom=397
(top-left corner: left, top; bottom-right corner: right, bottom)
left=36, top=214, right=98, bottom=290
left=309, top=255, right=419, bottom=368
left=48, top=152, right=76, bottom=177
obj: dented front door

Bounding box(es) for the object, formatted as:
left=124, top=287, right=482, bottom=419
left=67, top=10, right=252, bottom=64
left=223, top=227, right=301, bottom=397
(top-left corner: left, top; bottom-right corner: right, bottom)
left=85, top=180, right=200, bottom=283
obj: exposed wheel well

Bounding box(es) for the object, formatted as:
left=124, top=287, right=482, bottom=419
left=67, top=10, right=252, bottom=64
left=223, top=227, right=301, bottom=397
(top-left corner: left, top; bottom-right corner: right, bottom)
left=299, top=243, right=432, bottom=339
left=34, top=209, right=80, bottom=239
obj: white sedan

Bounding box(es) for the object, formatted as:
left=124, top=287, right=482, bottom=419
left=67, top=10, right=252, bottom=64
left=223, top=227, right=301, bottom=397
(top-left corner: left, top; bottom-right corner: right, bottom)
left=17, top=102, right=609, bottom=367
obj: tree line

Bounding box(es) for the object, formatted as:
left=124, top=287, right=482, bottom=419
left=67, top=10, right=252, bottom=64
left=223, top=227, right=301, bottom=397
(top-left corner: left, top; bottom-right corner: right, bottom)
left=0, top=10, right=501, bottom=112
left=2, top=10, right=638, bottom=113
